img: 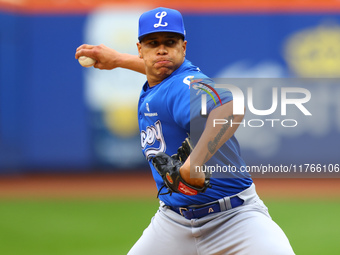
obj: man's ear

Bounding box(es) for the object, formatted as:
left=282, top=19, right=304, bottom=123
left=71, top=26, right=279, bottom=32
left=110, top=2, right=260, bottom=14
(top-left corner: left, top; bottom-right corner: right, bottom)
left=183, top=40, right=187, bottom=57
left=137, top=42, right=143, bottom=58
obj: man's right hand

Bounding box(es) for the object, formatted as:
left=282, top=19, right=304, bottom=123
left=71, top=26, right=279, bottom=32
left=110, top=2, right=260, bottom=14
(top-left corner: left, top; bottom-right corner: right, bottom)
left=75, top=44, right=146, bottom=74
left=75, top=44, right=123, bottom=70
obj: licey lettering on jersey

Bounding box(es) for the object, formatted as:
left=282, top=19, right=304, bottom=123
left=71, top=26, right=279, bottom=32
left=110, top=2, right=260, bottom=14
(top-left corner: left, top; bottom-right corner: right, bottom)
left=140, top=120, right=166, bottom=160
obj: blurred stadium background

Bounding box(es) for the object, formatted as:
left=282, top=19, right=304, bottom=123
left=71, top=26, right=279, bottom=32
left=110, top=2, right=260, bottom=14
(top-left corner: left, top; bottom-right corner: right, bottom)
left=0, top=0, right=340, bottom=254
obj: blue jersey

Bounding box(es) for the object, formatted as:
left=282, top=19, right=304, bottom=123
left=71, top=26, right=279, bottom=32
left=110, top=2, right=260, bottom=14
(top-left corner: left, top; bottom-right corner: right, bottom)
left=138, top=59, right=252, bottom=207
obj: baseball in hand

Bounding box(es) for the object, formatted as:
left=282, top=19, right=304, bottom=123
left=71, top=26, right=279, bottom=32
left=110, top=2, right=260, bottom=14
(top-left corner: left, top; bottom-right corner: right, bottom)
left=78, top=56, right=96, bottom=67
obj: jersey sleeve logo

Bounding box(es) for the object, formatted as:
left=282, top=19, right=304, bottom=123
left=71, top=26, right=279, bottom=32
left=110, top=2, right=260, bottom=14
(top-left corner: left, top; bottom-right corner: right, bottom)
left=141, top=120, right=166, bottom=160
left=191, top=79, right=223, bottom=106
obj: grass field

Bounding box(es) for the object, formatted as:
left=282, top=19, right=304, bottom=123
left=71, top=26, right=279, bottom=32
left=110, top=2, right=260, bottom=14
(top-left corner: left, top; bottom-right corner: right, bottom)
left=0, top=198, right=339, bottom=255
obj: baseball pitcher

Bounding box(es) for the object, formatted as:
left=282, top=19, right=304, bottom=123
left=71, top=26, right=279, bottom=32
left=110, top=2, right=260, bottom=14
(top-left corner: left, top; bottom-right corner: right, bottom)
left=76, top=7, right=295, bottom=255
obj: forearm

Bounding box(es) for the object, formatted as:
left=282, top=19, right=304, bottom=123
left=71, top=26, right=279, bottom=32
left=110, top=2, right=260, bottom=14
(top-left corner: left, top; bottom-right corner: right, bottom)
left=191, top=101, right=243, bottom=166
left=119, top=53, right=146, bottom=74
left=180, top=101, right=244, bottom=186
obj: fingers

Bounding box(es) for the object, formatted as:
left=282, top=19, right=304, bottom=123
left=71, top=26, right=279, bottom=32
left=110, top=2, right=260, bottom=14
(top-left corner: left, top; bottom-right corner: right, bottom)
left=76, top=44, right=93, bottom=52
left=75, top=44, right=97, bottom=59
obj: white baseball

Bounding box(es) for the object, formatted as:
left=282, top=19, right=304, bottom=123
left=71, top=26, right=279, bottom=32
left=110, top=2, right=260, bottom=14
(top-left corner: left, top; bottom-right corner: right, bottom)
left=78, top=56, right=96, bottom=67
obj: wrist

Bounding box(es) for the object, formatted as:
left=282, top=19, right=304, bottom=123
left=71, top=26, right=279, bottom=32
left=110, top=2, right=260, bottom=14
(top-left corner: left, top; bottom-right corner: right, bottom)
left=114, top=52, right=126, bottom=68
left=180, top=161, right=205, bottom=188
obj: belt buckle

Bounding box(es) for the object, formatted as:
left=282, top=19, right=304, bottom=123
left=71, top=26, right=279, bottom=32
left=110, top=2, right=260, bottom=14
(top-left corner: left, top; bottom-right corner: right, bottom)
left=179, top=207, right=188, bottom=216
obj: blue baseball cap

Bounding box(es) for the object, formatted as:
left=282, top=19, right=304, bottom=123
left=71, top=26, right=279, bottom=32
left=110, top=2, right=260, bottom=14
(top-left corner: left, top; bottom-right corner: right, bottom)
left=138, top=7, right=186, bottom=41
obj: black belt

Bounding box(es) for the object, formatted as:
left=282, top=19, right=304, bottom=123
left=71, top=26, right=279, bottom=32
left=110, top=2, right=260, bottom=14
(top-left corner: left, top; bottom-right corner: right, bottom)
left=170, top=196, right=244, bottom=220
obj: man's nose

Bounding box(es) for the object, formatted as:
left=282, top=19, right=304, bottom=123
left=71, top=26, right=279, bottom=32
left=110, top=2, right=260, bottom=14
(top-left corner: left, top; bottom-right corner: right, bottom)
left=157, top=44, right=168, bottom=55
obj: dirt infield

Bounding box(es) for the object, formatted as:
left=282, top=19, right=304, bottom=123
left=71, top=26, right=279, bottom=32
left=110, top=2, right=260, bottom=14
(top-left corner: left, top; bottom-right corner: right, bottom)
left=0, top=172, right=340, bottom=199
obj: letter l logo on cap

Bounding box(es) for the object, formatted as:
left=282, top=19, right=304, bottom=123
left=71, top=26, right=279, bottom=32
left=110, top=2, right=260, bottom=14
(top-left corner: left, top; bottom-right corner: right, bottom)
left=154, top=11, right=168, bottom=28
